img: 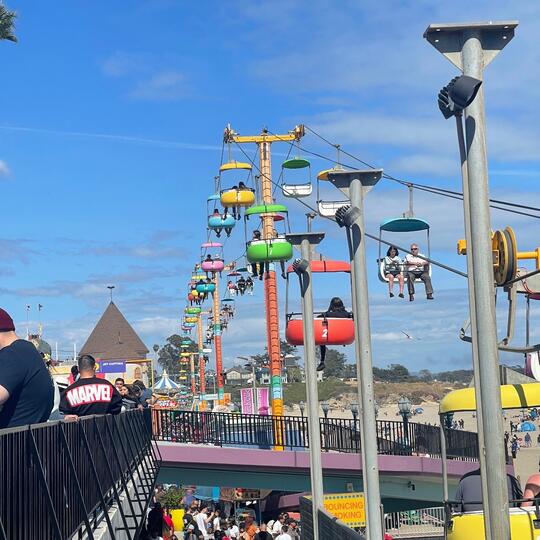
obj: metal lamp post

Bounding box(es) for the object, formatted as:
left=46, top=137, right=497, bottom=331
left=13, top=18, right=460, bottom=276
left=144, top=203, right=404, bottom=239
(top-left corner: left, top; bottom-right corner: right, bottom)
left=321, top=401, right=329, bottom=419
left=286, top=231, right=326, bottom=540
left=299, top=401, right=305, bottom=417
left=425, top=21, right=518, bottom=539
left=327, top=169, right=384, bottom=540
left=351, top=402, right=359, bottom=422
left=398, top=397, right=411, bottom=450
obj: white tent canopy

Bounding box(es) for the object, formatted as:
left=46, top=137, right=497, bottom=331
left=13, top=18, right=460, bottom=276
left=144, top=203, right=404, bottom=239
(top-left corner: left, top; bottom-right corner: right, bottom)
left=154, top=369, right=180, bottom=392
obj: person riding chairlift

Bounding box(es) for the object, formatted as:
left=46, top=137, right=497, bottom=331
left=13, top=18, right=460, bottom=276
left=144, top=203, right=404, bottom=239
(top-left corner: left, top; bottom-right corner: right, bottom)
left=384, top=245, right=405, bottom=298
left=316, top=297, right=352, bottom=372
left=237, top=276, right=247, bottom=295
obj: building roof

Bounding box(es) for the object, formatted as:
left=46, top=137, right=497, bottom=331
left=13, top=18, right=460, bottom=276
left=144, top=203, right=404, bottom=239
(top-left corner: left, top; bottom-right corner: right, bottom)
left=227, top=366, right=250, bottom=374
left=79, top=302, right=148, bottom=360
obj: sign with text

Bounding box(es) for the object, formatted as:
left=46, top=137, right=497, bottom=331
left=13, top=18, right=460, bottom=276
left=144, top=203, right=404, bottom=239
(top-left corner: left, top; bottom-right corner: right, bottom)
left=203, top=393, right=218, bottom=401
left=240, top=388, right=254, bottom=415
left=98, top=360, right=126, bottom=373
left=256, top=387, right=270, bottom=415
left=322, top=492, right=365, bottom=528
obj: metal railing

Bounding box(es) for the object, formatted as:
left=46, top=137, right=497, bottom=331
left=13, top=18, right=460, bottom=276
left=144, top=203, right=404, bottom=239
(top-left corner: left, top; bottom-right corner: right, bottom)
left=152, top=410, right=479, bottom=460
left=384, top=506, right=445, bottom=538
left=0, top=409, right=160, bottom=540
left=300, top=496, right=366, bottom=540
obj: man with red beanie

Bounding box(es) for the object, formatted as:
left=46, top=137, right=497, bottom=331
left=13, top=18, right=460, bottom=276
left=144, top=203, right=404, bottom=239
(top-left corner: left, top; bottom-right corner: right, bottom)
left=0, top=307, right=54, bottom=428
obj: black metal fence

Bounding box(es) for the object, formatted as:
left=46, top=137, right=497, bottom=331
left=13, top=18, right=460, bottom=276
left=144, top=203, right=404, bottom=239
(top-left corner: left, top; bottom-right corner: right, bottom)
left=152, top=410, right=479, bottom=460
left=0, top=409, right=160, bottom=540
left=300, top=495, right=366, bottom=540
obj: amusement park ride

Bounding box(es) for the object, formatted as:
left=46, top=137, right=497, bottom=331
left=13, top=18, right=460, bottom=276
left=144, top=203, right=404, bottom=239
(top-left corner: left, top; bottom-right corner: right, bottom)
left=171, top=113, right=540, bottom=538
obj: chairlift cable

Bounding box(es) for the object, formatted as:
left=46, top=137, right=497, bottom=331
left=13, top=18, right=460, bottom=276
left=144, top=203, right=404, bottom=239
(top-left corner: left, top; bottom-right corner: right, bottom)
left=233, top=139, right=468, bottom=279
left=303, top=125, right=540, bottom=214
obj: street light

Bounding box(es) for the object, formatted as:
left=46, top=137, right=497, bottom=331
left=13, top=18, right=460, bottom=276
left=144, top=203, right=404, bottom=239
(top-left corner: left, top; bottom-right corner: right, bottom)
left=438, top=75, right=482, bottom=119
left=321, top=401, right=329, bottom=419
left=374, top=401, right=379, bottom=419
left=299, top=400, right=305, bottom=417
left=398, top=397, right=411, bottom=449
left=351, top=402, right=359, bottom=421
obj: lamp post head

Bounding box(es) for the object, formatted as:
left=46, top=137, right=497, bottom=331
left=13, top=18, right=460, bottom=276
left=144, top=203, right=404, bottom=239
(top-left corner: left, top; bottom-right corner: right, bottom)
left=321, top=401, right=329, bottom=414
left=398, top=396, right=412, bottom=415
left=438, top=75, right=482, bottom=119
left=299, top=400, right=305, bottom=414
left=351, top=402, right=359, bottom=415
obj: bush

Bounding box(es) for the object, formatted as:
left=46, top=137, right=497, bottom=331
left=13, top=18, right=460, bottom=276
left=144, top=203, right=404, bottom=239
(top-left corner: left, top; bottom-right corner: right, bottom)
left=160, top=486, right=184, bottom=509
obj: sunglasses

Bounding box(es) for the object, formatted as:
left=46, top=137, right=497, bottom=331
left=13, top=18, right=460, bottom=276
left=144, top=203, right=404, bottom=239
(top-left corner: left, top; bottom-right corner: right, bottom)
left=411, top=248, right=418, bottom=251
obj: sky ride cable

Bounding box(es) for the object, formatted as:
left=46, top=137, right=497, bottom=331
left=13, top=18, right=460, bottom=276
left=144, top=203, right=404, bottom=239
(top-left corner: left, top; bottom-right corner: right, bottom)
left=264, top=125, right=539, bottom=218
left=233, top=138, right=469, bottom=280
left=302, top=124, right=540, bottom=216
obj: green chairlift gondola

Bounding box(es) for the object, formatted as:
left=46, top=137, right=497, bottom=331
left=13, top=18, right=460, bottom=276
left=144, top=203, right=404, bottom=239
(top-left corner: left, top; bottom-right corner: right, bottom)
left=245, top=204, right=293, bottom=263
left=281, top=157, right=312, bottom=198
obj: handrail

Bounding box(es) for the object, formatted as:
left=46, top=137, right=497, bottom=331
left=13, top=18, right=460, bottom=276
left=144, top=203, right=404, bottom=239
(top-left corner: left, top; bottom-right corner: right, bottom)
left=152, top=409, right=479, bottom=460
left=0, top=410, right=159, bottom=540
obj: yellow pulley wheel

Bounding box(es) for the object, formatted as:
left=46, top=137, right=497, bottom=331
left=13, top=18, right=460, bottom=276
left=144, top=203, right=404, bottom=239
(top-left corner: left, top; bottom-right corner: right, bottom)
left=493, top=226, right=517, bottom=286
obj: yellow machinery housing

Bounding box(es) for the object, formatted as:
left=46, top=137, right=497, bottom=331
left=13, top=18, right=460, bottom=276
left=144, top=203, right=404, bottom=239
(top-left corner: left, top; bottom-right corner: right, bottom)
left=440, top=383, right=540, bottom=539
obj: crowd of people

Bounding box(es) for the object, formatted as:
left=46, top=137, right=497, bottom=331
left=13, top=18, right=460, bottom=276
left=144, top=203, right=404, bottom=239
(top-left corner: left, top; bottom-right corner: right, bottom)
left=0, top=307, right=154, bottom=429
left=144, top=489, right=301, bottom=540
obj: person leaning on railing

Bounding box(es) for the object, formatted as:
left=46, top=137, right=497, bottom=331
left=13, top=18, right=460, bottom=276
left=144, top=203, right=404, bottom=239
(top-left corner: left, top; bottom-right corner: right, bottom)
left=0, top=307, right=54, bottom=428
left=59, top=354, right=122, bottom=421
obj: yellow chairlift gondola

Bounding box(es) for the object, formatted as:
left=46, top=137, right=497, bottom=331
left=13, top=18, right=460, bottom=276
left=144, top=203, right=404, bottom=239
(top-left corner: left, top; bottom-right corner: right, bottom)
left=439, top=384, right=540, bottom=540
left=316, top=167, right=349, bottom=218
left=281, top=156, right=313, bottom=198
left=219, top=161, right=256, bottom=220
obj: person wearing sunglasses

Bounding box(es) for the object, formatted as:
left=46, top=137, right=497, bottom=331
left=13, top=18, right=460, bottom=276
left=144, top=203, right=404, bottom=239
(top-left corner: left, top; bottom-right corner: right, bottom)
left=405, top=244, right=434, bottom=301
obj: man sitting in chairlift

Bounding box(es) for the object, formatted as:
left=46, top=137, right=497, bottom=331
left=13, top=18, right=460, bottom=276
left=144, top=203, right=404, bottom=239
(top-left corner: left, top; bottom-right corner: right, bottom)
left=405, top=244, right=434, bottom=302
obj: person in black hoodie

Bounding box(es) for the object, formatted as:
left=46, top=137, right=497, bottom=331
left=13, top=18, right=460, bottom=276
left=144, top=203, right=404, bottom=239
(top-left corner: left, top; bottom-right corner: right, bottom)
left=317, top=297, right=352, bottom=372
left=60, top=355, right=122, bottom=419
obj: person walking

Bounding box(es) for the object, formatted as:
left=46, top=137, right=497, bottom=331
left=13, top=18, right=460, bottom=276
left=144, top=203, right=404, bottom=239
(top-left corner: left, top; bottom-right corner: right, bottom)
left=274, top=526, right=292, bottom=540
left=525, top=432, right=532, bottom=448
left=254, top=524, right=272, bottom=540
left=511, top=438, right=519, bottom=459
left=0, top=307, right=54, bottom=428
left=60, top=355, right=122, bottom=419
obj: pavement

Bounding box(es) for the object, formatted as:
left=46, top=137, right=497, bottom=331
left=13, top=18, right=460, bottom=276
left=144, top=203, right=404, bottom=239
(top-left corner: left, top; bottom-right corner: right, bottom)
left=513, top=445, right=540, bottom=487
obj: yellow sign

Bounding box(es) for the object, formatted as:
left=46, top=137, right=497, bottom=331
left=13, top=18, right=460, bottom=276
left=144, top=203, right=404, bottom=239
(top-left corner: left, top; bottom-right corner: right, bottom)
left=322, top=492, right=365, bottom=528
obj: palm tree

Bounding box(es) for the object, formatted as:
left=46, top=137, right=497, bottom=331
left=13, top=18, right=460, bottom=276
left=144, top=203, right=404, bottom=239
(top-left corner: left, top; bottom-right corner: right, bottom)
left=0, top=3, right=17, bottom=43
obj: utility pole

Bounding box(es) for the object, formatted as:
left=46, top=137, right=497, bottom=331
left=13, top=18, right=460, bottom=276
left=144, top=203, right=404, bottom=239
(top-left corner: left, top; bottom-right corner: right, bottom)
left=190, top=353, right=197, bottom=395
left=328, top=169, right=384, bottom=540
left=224, top=125, right=304, bottom=449
left=287, top=232, right=325, bottom=540
left=212, top=274, right=225, bottom=404
left=25, top=304, right=30, bottom=339
left=425, top=21, right=518, bottom=539
left=197, top=312, right=207, bottom=409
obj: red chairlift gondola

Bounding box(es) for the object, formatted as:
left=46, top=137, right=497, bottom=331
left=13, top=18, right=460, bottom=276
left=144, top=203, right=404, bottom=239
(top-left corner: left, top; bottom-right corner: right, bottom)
left=285, top=260, right=355, bottom=346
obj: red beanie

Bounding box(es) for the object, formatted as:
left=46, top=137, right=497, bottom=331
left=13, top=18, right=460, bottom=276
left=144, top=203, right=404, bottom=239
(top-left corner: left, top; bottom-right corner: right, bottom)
left=0, top=308, right=15, bottom=332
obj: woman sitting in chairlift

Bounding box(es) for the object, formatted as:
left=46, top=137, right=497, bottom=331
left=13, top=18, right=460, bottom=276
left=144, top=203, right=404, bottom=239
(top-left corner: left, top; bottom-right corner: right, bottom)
left=317, top=297, right=352, bottom=372
left=384, top=245, right=405, bottom=299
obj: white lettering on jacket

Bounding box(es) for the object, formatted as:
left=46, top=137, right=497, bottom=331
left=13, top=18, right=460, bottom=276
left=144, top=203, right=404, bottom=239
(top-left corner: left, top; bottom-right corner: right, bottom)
left=66, top=383, right=113, bottom=407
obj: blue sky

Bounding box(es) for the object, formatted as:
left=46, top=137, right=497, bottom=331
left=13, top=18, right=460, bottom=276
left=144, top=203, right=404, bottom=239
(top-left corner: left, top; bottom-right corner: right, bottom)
left=0, top=1, right=539, bottom=371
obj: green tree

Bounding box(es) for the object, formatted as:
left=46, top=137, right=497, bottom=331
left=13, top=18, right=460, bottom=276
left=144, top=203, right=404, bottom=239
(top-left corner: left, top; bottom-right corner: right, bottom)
left=157, top=334, right=197, bottom=379
left=0, top=4, right=17, bottom=43
left=316, top=347, right=347, bottom=378
left=251, top=340, right=300, bottom=367
left=418, top=369, right=432, bottom=382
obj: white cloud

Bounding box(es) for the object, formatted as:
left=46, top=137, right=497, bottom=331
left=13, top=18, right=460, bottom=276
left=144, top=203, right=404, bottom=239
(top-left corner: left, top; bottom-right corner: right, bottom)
left=130, top=70, right=188, bottom=101
left=0, top=160, right=10, bottom=178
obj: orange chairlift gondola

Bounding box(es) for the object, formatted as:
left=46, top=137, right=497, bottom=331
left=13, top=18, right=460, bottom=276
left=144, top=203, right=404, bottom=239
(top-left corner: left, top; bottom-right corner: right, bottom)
left=285, top=260, right=355, bottom=346
left=377, top=185, right=432, bottom=285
